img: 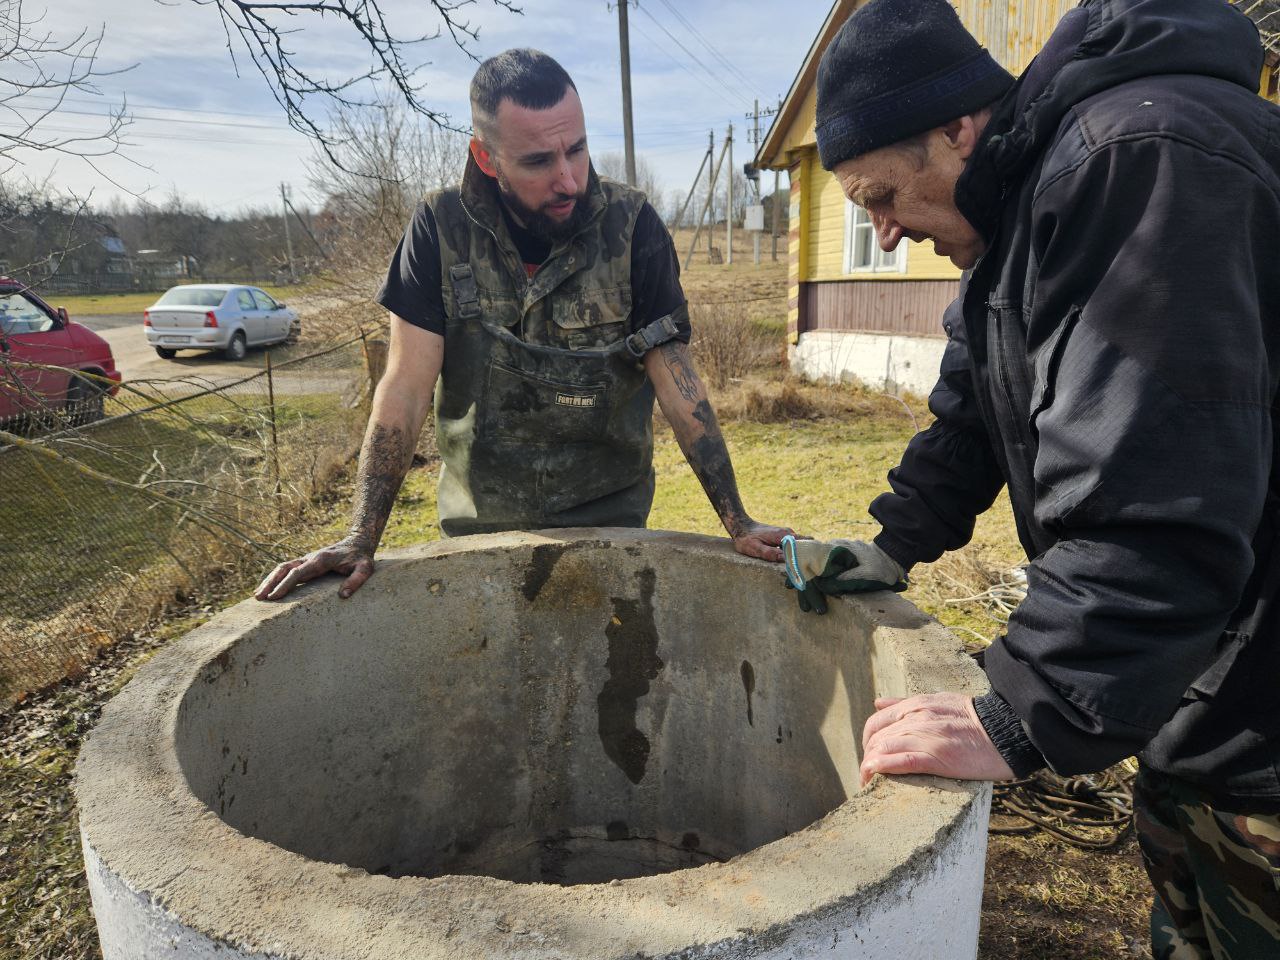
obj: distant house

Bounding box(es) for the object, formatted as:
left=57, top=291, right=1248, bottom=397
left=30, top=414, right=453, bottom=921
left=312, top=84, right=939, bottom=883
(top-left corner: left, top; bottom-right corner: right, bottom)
left=756, top=0, right=1279, bottom=394
left=135, top=250, right=200, bottom=280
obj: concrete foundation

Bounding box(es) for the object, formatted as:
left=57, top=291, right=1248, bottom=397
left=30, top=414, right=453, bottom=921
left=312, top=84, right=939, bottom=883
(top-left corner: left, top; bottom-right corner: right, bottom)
left=76, top=530, right=991, bottom=959
left=790, top=331, right=946, bottom=397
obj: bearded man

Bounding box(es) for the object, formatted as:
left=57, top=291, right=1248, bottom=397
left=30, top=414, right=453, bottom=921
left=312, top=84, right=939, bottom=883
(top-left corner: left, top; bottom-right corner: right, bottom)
left=257, top=49, right=790, bottom=601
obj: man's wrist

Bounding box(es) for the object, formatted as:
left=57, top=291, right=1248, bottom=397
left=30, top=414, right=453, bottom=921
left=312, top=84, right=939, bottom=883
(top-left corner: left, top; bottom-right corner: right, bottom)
left=972, top=690, right=1045, bottom=778
left=341, top=530, right=378, bottom=554
left=871, top=530, right=916, bottom=576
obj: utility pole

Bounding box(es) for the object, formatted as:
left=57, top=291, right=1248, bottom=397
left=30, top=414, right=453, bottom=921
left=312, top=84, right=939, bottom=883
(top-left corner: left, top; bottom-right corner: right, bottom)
left=746, top=99, right=783, bottom=261
left=751, top=99, right=762, bottom=266
left=673, top=143, right=712, bottom=234
left=707, top=129, right=716, bottom=257
left=726, top=123, right=734, bottom=265
left=684, top=134, right=732, bottom=270
left=279, top=182, right=296, bottom=283
left=615, top=1, right=637, bottom=186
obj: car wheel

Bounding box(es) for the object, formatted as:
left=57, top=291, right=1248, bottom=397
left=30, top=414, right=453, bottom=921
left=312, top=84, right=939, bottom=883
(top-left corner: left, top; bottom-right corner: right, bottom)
left=66, top=375, right=106, bottom=427
left=224, top=331, right=247, bottom=362
left=155, top=347, right=177, bottom=359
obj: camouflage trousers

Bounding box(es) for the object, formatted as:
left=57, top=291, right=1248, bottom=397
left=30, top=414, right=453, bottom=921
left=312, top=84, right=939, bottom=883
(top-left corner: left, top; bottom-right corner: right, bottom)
left=1134, top=766, right=1280, bottom=959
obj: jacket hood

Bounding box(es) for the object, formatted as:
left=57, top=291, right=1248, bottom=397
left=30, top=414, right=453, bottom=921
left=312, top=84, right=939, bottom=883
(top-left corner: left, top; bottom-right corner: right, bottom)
left=956, top=0, right=1265, bottom=239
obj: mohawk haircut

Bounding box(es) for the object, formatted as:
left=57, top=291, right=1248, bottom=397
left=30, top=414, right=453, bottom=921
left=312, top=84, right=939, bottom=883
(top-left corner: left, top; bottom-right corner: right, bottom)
left=470, top=48, right=577, bottom=144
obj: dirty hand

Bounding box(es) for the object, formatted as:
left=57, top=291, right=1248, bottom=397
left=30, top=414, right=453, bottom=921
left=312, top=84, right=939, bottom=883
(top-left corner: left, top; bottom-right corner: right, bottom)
left=860, top=693, right=1014, bottom=785
left=254, top=536, right=375, bottom=601
left=729, top=520, right=793, bottom=563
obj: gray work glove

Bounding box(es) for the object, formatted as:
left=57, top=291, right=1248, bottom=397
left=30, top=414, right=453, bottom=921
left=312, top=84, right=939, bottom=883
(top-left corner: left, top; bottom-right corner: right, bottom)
left=783, top=535, right=907, bottom=614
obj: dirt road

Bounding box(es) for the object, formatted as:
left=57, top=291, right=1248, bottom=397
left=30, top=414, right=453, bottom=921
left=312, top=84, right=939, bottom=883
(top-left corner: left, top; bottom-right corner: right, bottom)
left=79, top=314, right=361, bottom=396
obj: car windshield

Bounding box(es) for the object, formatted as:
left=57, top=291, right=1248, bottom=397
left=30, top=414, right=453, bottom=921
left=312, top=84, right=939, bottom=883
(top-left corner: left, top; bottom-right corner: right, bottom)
left=155, top=288, right=225, bottom=307
left=0, top=293, right=53, bottom=335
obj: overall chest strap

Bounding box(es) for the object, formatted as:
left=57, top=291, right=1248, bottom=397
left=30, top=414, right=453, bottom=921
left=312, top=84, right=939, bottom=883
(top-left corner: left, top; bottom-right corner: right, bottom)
left=448, top=263, right=482, bottom=319
left=449, top=261, right=682, bottom=360
left=623, top=313, right=682, bottom=360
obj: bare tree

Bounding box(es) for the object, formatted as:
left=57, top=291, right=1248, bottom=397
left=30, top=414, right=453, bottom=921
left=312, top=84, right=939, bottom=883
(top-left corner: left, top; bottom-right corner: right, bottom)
left=191, top=0, right=522, bottom=162
left=593, top=151, right=663, bottom=207
left=302, top=94, right=469, bottom=337
left=0, top=0, right=130, bottom=178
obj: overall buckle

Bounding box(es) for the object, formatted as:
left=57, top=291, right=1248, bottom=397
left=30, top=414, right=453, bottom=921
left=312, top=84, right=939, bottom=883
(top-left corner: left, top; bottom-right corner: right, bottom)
left=449, top=263, right=481, bottom=319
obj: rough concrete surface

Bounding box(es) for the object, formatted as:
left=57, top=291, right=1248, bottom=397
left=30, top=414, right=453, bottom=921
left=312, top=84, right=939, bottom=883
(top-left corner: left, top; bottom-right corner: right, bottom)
left=75, top=529, right=992, bottom=959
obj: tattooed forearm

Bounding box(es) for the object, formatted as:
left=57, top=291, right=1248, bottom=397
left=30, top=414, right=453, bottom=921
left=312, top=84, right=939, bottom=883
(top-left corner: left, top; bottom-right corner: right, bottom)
left=659, top=341, right=700, bottom=404
left=347, top=422, right=415, bottom=551
left=686, top=399, right=750, bottom=536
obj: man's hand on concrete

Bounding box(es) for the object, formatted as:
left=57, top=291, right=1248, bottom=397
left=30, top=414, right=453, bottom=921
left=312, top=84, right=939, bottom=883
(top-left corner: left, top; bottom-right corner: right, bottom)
left=860, top=692, right=1014, bottom=785
left=254, top=536, right=376, bottom=601
left=730, top=520, right=793, bottom=563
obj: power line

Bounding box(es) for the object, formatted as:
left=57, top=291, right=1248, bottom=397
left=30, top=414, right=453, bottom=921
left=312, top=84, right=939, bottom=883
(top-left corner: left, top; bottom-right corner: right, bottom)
left=12, top=92, right=292, bottom=124
left=654, top=0, right=758, bottom=92
left=20, top=122, right=303, bottom=149
left=632, top=3, right=752, bottom=108
left=10, top=105, right=300, bottom=134
left=626, top=16, right=745, bottom=113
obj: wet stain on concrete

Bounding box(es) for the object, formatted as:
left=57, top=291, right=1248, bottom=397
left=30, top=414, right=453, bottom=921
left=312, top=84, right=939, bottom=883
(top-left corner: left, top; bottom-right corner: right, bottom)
left=597, top=568, right=664, bottom=784
left=776, top=725, right=783, bottom=744
left=740, top=660, right=755, bottom=727
left=607, top=820, right=630, bottom=841
left=681, top=832, right=700, bottom=850
left=522, top=543, right=569, bottom=602
left=539, top=828, right=574, bottom=883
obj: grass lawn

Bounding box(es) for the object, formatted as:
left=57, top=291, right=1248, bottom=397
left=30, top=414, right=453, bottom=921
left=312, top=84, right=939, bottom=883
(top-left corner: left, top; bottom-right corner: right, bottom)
left=0, top=391, right=355, bottom=703
left=359, top=394, right=1023, bottom=646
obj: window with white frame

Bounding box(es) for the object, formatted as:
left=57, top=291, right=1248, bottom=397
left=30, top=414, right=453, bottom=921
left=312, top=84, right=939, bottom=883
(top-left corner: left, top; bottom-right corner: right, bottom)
left=843, top=200, right=907, bottom=274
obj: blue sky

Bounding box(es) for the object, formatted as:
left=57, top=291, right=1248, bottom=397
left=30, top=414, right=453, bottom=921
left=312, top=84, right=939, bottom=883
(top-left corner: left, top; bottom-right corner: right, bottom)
left=20, top=0, right=832, bottom=216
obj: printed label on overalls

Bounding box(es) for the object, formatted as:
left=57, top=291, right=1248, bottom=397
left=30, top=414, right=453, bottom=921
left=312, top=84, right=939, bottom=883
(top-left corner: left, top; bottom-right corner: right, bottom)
left=556, top=393, right=598, bottom=408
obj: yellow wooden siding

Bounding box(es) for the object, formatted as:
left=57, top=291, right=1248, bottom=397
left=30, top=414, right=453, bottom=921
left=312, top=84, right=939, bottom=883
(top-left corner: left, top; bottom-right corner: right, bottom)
left=954, top=0, right=1079, bottom=74
left=906, top=241, right=963, bottom=279
left=806, top=156, right=850, bottom=280
left=780, top=85, right=818, bottom=157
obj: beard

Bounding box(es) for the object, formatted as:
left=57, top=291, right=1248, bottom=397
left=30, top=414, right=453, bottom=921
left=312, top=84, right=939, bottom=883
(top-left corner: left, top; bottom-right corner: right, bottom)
left=495, top=167, right=591, bottom=245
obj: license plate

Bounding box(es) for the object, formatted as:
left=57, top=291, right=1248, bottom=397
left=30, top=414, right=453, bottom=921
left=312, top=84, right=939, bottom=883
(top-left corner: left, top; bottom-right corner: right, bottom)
left=160, top=337, right=189, bottom=344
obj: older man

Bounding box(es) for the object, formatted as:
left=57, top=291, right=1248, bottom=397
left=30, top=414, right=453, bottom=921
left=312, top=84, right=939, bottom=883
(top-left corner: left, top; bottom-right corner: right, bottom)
left=258, top=49, right=789, bottom=601
left=810, top=0, right=1280, bottom=955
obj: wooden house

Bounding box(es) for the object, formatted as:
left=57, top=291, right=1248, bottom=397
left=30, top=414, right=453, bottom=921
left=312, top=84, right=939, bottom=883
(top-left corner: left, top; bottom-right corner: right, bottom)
left=755, top=0, right=1280, bottom=394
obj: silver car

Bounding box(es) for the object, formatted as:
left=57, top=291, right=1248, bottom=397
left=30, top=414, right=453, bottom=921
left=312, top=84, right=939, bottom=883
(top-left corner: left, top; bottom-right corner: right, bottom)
left=144, top=284, right=300, bottom=361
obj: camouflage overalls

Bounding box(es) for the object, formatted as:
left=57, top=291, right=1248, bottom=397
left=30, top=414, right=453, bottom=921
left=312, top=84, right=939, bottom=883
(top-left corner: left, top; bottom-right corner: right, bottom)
left=1136, top=766, right=1280, bottom=959
left=426, top=158, right=681, bottom=538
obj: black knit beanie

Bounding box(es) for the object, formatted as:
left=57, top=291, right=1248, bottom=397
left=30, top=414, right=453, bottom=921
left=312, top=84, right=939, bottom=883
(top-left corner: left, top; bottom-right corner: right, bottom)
left=815, top=0, right=1014, bottom=170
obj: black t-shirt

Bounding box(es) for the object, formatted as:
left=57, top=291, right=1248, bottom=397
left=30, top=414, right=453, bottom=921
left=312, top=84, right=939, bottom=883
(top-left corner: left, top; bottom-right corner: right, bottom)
left=376, top=199, right=690, bottom=343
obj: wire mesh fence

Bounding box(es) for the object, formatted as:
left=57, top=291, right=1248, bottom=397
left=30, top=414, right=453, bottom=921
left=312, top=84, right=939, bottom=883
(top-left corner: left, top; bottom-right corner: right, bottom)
left=0, top=335, right=372, bottom=706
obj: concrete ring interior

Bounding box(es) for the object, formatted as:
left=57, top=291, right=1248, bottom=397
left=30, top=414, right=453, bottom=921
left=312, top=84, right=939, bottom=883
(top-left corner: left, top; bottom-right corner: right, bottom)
left=76, top=529, right=992, bottom=959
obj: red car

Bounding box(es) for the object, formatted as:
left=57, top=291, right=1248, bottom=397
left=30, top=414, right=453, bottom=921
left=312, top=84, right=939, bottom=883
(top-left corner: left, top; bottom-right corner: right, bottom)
left=0, top=278, right=122, bottom=429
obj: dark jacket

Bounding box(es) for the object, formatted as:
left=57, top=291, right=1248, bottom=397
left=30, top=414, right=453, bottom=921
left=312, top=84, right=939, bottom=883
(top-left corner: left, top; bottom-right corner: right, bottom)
left=870, top=0, right=1280, bottom=809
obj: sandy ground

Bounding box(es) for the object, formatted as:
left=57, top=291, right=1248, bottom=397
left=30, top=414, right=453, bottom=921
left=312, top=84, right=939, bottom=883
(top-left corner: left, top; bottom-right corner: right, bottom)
left=79, top=314, right=359, bottom=396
